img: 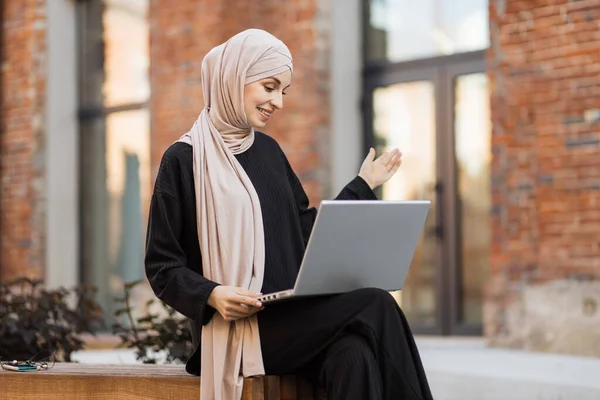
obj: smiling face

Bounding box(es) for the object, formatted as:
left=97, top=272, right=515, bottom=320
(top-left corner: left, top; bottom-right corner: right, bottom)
left=243, top=69, right=292, bottom=129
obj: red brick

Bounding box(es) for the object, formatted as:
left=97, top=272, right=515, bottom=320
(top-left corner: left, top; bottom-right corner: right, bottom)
left=487, top=0, right=600, bottom=335
left=149, top=0, right=329, bottom=206
left=0, top=0, right=46, bottom=282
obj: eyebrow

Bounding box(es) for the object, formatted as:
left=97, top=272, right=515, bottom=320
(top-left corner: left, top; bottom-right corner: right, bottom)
left=266, top=77, right=290, bottom=89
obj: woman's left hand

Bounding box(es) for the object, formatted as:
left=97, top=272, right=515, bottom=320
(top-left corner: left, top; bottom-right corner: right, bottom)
left=358, top=147, right=402, bottom=190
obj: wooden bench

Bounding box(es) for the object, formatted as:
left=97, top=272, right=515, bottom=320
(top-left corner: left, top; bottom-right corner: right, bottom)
left=0, top=363, right=326, bottom=399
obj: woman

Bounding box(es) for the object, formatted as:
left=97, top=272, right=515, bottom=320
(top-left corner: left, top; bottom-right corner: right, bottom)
left=145, top=29, right=433, bottom=400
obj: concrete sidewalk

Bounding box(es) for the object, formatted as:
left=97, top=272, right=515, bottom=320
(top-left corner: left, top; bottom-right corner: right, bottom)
left=417, top=337, right=600, bottom=400
left=72, top=337, right=600, bottom=399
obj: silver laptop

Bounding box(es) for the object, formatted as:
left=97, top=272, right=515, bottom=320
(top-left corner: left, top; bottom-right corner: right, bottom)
left=258, top=200, right=430, bottom=304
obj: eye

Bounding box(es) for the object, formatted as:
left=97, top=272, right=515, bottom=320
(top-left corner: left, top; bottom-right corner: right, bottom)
left=264, top=86, right=275, bottom=92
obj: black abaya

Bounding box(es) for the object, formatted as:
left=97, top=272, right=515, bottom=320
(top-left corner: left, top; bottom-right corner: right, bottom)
left=258, top=288, right=433, bottom=400
left=145, top=133, right=433, bottom=399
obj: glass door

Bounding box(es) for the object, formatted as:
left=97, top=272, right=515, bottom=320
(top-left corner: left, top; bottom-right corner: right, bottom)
left=445, top=62, right=491, bottom=335
left=365, top=67, right=445, bottom=334
left=365, top=56, right=490, bottom=335
left=374, top=80, right=439, bottom=328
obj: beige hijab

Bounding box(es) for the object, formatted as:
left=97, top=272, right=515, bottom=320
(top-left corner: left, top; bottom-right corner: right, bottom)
left=178, top=29, right=293, bottom=400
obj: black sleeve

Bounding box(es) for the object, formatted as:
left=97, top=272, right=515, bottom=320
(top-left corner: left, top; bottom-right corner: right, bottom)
left=283, top=156, right=318, bottom=247
left=282, top=149, right=378, bottom=245
left=144, top=154, right=219, bottom=324
left=334, top=175, right=379, bottom=201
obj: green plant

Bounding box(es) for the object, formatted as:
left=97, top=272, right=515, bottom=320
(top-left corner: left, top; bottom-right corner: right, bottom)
left=0, top=277, right=104, bottom=362
left=112, top=280, right=193, bottom=364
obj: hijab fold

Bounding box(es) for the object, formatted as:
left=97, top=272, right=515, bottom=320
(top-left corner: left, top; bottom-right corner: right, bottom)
left=177, top=29, right=293, bottom=400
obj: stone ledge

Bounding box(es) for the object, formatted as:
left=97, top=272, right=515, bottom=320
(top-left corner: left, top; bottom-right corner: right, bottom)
left=484, top=280, right=600, bottom=358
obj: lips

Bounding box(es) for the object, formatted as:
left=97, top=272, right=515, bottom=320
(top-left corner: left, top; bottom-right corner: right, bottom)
left=257, top=107, right=272, bottom=118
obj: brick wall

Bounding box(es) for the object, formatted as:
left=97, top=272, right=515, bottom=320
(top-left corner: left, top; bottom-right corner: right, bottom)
left=486, top=0, right=600, bottom=354
left=0, top=0, right=47, bottom=282
left=149, top=0, right=331, bottom=204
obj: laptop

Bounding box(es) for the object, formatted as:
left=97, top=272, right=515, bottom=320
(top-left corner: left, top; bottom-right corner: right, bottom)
left=257, top=200, right=430, bottom=304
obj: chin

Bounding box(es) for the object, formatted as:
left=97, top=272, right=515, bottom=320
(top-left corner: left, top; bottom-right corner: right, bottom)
left=250, top=120, right=267, bottom=130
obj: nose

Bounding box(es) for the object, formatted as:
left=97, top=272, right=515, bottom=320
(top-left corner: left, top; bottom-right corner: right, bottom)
left=271, top=91, right=284, bottom=110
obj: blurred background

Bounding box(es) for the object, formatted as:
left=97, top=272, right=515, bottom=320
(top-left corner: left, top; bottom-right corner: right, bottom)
left=0, top=0, right=599, bottom=375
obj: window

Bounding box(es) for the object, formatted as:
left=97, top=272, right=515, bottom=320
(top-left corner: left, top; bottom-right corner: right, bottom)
left=365, top=0, right=489, bottom=63
left=77, top=0, right=151, bottom=325
left=363, top=0, right=491, bottom=334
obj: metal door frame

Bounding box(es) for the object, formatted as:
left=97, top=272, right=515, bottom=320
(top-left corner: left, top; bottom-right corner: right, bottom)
left=362, top=50, right=486, bottom=335
left=444, top=58, right=487, bottom=336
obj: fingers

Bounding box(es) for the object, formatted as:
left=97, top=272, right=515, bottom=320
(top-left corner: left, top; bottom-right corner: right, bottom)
left=365, top=147, right=375, bottom=163
left=240, top=304, right=264, bottom=314
left=379, top=148, right=400, bottom=164
left=229, top=302, right=260, bottom=314
left=237, top=295, right=263, bottom=309
left=389, top=151, right=402, bottom=169
left=383, top=150, right=402, bottom=171
left=223, top=303, right=262, bottom=321
left=237, top=288, right=262, bottom=298
left=234, top=288, right=262, bottom=305
left=213, top=286, right=266, bottom=321
left=390, top=158, right=402, bottom=174
left=378, top=150, right=392, bottom=164
left=233, top=292, right=262, bottom=308
left=388, top=149, right=401, bottom=159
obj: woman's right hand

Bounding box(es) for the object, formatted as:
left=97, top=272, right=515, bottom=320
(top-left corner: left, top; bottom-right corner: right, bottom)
left=207, top=286, right=264, bottom=321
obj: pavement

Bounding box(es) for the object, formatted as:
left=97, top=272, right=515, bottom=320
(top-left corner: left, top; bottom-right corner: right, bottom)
left=417, top=337, right=600, bottom=400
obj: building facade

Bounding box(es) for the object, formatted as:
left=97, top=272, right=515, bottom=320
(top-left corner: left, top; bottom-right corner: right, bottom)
left=1, top=0, right=599, bottom=356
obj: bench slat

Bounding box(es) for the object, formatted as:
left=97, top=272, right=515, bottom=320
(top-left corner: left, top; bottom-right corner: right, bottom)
left=265, top=375, right=281, bottom=400
left=0, top=373, right=198, bottom=399
left=0, top=363, right=323, bottom=399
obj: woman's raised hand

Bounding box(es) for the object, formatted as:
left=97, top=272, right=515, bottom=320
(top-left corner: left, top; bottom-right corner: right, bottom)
left=207, top=286, right=264, bottom=321
left=358, top=147, right=402, bottom=190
